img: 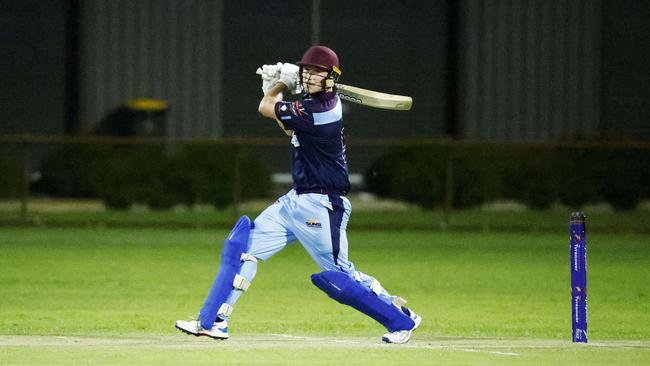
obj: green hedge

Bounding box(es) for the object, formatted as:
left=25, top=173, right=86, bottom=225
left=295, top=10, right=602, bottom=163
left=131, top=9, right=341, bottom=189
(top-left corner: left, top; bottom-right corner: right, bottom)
left=0, top=146, right=23, bottom=198
left=365, top=143, right=650, bottom=210
left=33, top=143, right=271, bottom=210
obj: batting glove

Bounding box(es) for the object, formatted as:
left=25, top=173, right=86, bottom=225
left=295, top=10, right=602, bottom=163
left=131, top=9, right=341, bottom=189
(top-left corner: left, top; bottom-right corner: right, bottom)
left=256, top=62, right=283, bottom=94
left=279, top=63, right=301, bottom=94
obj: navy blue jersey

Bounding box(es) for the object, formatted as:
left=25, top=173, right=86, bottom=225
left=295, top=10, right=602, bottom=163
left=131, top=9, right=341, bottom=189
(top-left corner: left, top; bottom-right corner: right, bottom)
left=274, top=90, right=350, bottom=194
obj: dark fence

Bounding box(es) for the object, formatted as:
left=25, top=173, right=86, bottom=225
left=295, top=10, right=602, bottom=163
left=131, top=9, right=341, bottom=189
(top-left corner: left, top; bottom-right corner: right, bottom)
left=1, top=135, right=649, bottom=219
left=366, top=140, right=650, bottom=211
left=0, top=135, right=277, bottom=214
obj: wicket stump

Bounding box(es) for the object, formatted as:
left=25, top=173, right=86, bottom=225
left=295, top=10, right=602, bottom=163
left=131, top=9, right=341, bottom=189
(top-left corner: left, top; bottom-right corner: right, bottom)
left=570, top=212, right=588, bottom=343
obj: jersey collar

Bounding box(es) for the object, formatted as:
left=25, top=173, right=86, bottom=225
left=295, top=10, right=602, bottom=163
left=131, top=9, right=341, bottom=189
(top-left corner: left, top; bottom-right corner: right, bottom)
left=306, top=89, right=337, bottom=101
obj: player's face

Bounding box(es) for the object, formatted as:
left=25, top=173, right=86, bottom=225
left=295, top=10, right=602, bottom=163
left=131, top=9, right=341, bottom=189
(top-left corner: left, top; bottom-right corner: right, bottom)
left=302, top=66, right=329, bottom=94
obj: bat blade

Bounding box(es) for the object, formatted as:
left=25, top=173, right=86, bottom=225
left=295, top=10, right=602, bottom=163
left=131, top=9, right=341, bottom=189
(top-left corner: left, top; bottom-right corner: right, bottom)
left=336, top=83, right=412, bottom=111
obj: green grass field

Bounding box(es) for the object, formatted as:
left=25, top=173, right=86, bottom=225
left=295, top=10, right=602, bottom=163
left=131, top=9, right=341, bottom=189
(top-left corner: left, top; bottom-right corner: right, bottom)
left=2, top=198, right=650, bottom=234
left=1, top=226, right=649, bottom=364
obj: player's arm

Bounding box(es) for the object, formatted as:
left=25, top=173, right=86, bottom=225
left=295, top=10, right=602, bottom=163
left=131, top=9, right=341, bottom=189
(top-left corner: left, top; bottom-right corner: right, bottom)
left=258, top=81, right=292, bottom=137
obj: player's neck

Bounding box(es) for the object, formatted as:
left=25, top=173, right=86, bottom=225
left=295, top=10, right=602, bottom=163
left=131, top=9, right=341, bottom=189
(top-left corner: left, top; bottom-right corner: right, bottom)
left=308, top=88, right=334, bottom=97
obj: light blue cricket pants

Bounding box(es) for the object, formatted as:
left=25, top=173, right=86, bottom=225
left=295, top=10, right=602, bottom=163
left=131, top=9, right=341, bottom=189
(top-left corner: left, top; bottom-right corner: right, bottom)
left=221, top=189, right=398, bottom=319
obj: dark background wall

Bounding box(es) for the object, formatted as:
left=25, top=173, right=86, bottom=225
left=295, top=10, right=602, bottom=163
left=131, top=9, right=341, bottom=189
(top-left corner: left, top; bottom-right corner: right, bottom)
left=0, top=0, right=67, bottom=135
left=78, top=0, right=225, bottom=137
left=1, top=0, right=649, bottom=141
left=600, top=0, right=650, bottom=140
left=458, top=0, right=602, bottom=142
left=221, top=1, right=312, bottom=138
left=221, top=1, right=450, bottom=139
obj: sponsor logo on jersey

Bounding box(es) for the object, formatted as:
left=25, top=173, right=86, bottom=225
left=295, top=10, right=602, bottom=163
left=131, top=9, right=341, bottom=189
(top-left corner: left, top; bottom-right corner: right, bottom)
left=306, top=219, right=322, bottom=228
left=291, top=101, right=305, bottom=116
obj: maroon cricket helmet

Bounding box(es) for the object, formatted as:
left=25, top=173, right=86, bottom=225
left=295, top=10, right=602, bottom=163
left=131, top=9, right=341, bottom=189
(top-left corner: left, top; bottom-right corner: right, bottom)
left=297, top=45, right=342, bottom=76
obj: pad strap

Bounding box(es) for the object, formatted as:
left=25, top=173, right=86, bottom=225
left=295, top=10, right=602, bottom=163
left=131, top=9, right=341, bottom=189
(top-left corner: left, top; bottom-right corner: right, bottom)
left=233, top=274, right=250, bottom=291
left=353, top=271, right=383, bottom=296
left=241, top=253, right=258, bottom=263
left=370, top=279, right=383, bottom=296
left=218, top=303, right=233, bottom=317
left=393, top=296, right=407, bottom=308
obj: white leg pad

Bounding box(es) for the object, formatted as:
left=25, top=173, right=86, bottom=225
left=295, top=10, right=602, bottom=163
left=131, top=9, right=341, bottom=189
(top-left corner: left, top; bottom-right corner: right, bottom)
left=217, top=303, right=233, bottom=317
left=233, top=274, right=250, bottom=291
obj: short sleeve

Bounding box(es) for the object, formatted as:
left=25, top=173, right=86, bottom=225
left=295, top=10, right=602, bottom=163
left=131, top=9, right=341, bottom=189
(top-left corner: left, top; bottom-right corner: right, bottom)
left=275, top=100, right=312, bottom=131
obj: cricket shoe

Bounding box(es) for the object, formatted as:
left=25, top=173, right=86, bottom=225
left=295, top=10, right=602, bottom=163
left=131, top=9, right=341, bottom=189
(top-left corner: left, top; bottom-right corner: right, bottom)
left=382, top=307, right=422, bottom=344
left=175, top=319, right=229, bottom=340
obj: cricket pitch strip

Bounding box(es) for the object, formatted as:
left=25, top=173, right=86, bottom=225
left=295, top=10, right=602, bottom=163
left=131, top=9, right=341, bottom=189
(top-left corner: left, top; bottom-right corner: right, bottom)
left=2, top=334, right=648, bottom=355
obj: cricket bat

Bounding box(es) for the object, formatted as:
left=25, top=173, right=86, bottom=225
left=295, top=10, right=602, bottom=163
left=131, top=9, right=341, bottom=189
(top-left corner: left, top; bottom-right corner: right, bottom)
left=335, top=83, right=412, bottom=111
left=255, top=68, right=412, bottom=111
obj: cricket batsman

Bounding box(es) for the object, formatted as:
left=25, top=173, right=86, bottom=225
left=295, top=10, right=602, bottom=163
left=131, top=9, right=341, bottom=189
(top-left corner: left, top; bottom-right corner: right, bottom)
left=175, top=45, right=421, bottom=344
